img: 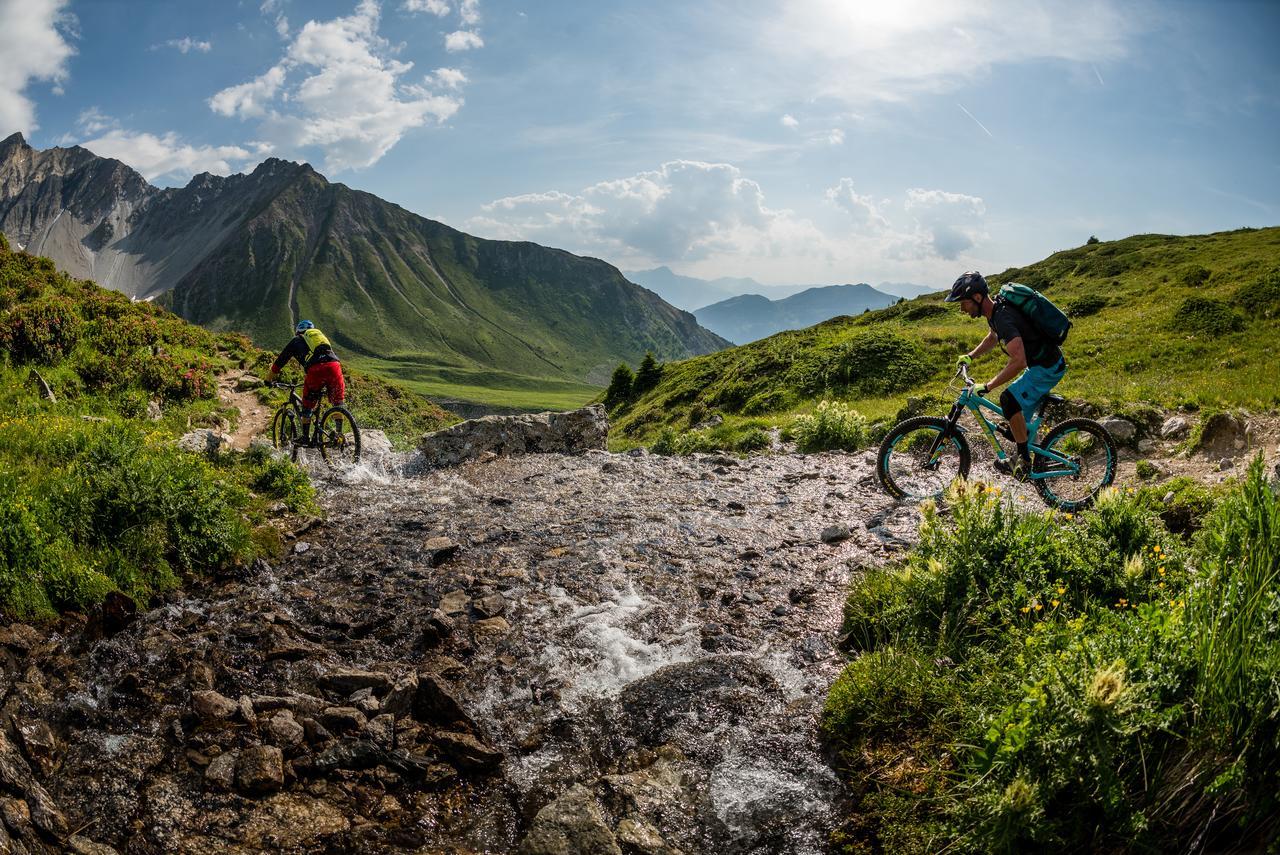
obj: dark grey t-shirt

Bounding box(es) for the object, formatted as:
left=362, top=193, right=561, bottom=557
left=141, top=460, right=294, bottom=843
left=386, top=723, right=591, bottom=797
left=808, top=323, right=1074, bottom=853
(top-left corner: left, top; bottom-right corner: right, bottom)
left=989, top=300, right=1063, bottom=368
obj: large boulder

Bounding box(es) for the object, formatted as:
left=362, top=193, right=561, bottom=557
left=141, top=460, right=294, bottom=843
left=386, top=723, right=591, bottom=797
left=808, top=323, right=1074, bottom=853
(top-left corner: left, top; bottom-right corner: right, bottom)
left=418, top=405, right=608, bottom=468
left=177, top=428, right=231, bottom=457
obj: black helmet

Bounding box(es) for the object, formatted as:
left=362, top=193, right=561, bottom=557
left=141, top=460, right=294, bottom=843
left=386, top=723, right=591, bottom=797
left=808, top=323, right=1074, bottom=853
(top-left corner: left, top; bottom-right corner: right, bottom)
left=944, top=271, right=988, bottom=303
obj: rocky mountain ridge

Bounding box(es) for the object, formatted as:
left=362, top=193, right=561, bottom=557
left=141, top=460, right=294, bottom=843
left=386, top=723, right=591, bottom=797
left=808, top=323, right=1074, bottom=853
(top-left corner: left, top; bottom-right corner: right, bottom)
left=694, top=283, right=899, bottom=344
left=0, top=133, right=728, bottom=390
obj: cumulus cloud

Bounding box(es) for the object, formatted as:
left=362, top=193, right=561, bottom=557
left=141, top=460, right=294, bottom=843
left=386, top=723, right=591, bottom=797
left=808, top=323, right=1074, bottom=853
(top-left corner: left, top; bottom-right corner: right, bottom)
left=261, top=0, right=289, bottom=38
left=469, top=160, right=827, bottom=267
left=826, top=128, right=844, bottom=145
left=902, top=188, right=987, bottom=259
left=780, top=113, right=798, bottom=128
left=459, top=0, right=480, bottom=25
left=156, top=36, right=212, bottom=53
left=0, top=0, right=76, bottom=134
left=81, top=128, right=252, bottom=182
left=209, top=0, right=465, bottom=172
left=444, top=30, right=483, bottom=51
left=825, top=178, right=887, bottom=229
left=403, top=0, right=449, bottom=14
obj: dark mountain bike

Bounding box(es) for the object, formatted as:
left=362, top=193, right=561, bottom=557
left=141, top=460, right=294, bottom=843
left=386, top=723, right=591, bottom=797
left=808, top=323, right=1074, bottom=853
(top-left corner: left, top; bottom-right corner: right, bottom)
left=876, top=364, right=1116, bottom=510
left=269, top=382, right=361, bottom=467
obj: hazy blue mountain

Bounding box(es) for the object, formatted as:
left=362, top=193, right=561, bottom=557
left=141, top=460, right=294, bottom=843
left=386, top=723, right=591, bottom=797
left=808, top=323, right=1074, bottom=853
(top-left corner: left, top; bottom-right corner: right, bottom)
left=624, top=266, right=809, bottom=311
left=875, top=281, right=943, bottom=299
left=693, top=283, right=899, bottom=344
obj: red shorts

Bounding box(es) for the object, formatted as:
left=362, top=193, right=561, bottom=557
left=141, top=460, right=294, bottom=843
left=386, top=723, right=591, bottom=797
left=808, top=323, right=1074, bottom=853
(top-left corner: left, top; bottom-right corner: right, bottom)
left=302, top=362, right=345, bottom=411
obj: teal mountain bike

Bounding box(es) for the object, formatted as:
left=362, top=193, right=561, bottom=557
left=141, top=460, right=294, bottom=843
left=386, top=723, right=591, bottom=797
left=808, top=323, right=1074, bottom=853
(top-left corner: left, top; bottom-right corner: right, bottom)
left=876, top=364, right=1116, bottom=510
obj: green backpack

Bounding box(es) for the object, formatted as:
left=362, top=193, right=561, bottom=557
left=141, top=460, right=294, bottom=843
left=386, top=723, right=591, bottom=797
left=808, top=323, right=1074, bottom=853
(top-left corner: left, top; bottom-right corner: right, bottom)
left=998, top=283, right=1072, bottom=348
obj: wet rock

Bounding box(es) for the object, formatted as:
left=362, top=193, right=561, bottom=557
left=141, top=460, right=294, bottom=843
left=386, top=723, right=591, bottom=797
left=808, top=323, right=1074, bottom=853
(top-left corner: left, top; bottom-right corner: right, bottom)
left=177, top=428, right=231, bottom=457
left=434, top=731, right=502, bottom=772
left=423, top=536, right=460, bottom=566
left=418, top=405, right=609, bottom=468
left=236, top=745, right=284, bottom=793
left=439, top=590, right=470, bottom=615
left=302, top=718, right=332, bottom=746
left=1099, top=416, right=1136, bottom=442
left=187, top=661, right=215, bottom=690
left=360, top=429, right=394, bottom=458
left=318, top=668, right=393, bottom=696
left=0, top=797, right=30, bottom=837
left=475, top=592, right=507, bottom=619
left=320, top=707, right=368, bottom=734
left=268, top=711, right=305, bottom=749
left=820, top=524, right=851, bottom=544
left=615, top=816, right=680, bottom=855
left=204, top=751, right=237, bottom=790
left=474, top=617, right=511, bottom=635
left=15, top=721, right=57, bottom=777
left=99, top=590, right=137, bottom=636
left=191, top=690, right=238, bottom=721
left=351, top=689, right=381, bottom=716
left=414, top=673, right=472, bottom=725
left=382, top=672, right=419, bottom=718
left=66, top=834, right=121, bottom=855
left=519, top=784, right=621, bottom=855
left=236, top=793, right=350, bottom=850
left=366, top=714, right=395, bottom=749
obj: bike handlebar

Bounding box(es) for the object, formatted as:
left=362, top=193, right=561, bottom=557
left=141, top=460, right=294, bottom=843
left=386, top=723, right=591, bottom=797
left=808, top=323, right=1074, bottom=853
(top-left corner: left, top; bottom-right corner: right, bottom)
left=956, top=363, right=975, bottom=388
left=270, top=381, right=302, bottom=390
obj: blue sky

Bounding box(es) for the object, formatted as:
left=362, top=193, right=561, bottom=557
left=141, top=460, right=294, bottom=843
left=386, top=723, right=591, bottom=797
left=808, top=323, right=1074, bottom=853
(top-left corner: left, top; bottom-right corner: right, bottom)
left=2, top=0, right=1278, bottom=289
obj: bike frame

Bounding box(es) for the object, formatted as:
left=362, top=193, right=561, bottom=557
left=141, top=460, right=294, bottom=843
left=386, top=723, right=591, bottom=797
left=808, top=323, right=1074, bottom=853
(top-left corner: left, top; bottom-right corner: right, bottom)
left=930, top=365, right=1079, bottom=481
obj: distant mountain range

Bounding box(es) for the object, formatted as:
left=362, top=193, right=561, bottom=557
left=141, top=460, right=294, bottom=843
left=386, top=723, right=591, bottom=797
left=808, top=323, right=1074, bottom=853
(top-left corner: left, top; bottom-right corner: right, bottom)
left=693, top=283, right=900, bottom=344
left=625, top=265, right=939, bottom=312
left=0, top=133, right=728, bottom=399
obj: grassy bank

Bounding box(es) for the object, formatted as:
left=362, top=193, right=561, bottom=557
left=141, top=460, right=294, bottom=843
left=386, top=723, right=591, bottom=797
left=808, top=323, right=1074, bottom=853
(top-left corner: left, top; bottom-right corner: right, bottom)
left=0, top=237, right=447, bottom=617
left=607, top=227, right=1280, bottom=451
left=823, top=461, right=1279, bottom=852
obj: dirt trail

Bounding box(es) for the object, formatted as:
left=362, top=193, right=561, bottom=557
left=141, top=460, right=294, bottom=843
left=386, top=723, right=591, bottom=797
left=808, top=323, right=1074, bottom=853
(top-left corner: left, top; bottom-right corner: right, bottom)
left=217, top=369, right=274, bottom=450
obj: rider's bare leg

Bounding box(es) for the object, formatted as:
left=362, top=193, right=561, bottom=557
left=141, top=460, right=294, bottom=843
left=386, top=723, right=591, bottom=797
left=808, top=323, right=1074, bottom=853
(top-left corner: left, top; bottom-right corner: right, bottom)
left=1010, top=411, right=1028, bottom=444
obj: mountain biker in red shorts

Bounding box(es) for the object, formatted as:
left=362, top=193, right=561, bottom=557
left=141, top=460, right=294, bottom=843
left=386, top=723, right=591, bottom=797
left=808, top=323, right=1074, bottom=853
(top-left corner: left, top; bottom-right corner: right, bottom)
left=266, top=320, right=345, bottom=446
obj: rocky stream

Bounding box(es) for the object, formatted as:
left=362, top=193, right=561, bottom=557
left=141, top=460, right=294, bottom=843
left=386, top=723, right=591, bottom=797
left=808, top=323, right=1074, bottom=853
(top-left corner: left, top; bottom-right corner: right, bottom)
left=0, top=406, right=934, bottom=855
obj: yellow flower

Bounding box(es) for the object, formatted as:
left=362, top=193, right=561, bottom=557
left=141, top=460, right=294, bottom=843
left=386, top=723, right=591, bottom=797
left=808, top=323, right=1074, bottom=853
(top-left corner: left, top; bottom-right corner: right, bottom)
left=1056, top=586, right=1066, bottom=595
left=1033, top=602, right=1043, bottom=611
left=1020, top=606, right=1031, bottom=614
left=1158, top=567, right=1166, bottom=576
left=1064, top=513, right=1074, bottom=521
left=1158, top=582, right=1165, bottom=589
left=1051, top=599, right=1059, bottom=607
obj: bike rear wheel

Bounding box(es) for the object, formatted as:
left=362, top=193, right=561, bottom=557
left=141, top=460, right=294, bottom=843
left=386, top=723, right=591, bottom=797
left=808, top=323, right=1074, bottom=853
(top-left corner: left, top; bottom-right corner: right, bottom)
left=877, top=416, right=971, bottom=501
left=1033, top=418, right=1117, bottom=510
left=318, top=405, right=361, bottom=467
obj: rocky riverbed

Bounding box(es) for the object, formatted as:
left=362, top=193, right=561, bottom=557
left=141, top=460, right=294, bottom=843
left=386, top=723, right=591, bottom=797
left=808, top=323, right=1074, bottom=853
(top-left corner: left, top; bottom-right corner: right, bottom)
left=1, top=443, right=928, bottom=854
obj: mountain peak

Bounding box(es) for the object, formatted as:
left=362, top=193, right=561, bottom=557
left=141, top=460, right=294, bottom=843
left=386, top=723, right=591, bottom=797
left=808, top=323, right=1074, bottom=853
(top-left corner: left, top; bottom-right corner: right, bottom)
left=1, top=131, right=29, bottom=151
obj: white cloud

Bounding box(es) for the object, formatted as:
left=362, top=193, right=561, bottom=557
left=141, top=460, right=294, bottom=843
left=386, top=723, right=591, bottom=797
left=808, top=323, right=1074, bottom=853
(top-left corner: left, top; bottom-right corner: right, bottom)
left=0, top=0, right=76, bottom=133
left=80, top=128, right=252, bottom=181
left=780, top=113, right=798, bottom=129
left=403, top=0, right=449, bottom=14
left=752, top=1, right=1135, bottom=107
left=469, top=160, right=826, bottom=267
left=209, top=65, right=286, bottom=119
left=261, top=0, right=290, bottom=38
left=74, top=106, right=113, bottom=136
left=825, top=178, right=887, bottom=229
left=209, top=0, right=466, bottom=172
left=444, top=30, right=483, bottom=51
left=826, top=128, right=844, bottom=145
left=428, top=67, right=467, bottom=89
left=157, top=36, right=212, bottom=54
left=902, top=187, right=987, bottom=259
left=459, top=0, right=480, bottom=26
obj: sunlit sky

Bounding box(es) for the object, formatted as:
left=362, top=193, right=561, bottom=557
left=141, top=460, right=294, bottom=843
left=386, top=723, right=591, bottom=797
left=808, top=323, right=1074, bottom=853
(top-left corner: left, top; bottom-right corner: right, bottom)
left=3, top=0, right=1278, bottom=289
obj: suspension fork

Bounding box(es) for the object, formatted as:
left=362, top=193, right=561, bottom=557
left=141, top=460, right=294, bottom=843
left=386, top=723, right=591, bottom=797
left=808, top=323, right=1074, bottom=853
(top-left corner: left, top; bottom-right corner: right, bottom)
left=924, top=402, right=966, bottom=464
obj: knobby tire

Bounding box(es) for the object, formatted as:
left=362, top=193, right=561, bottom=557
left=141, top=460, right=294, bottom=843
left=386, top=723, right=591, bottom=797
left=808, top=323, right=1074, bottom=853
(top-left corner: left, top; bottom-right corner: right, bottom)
left=877, top=416, right=972, bottom=501
left=1032, top=417, right=1117, bottom=511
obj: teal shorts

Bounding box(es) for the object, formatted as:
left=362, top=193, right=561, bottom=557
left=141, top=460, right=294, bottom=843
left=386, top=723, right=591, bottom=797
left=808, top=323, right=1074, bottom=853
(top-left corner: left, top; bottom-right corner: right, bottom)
left=1009, top=358, right=1066, bottom=416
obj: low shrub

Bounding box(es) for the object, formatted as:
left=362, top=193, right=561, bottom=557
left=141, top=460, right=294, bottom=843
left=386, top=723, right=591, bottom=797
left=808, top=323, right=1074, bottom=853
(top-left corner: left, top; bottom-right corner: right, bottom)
left=1178, top=264, right=1211, bottom=287
left=1233, top=267, right=1280, bottom=319
left=793, top=400, right=868, bottom=453
left=1172, top=297, right=1244, bottom=336
left=1065, top=294, right=1108, bottom=318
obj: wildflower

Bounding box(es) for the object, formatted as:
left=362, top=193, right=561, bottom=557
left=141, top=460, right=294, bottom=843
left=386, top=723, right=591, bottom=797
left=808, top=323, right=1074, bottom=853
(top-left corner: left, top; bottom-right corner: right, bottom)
left=1064, top=513, right=1073, bottom=521
left=1056, top=586, right=1066, bottom=595
left=1003, top=777, right=1038, bottom=813
left=1158, top=567, right=1166, bottom=576
left=1033, top=602, right=1043, bottom=612
left=1020, top=606, right=1031, bottom=614
left=1051, top=599, right=1060, bottom=607
left=1087, top=662, right=1128, bottom=710
left=1158, top=581, right=1165, bottom=589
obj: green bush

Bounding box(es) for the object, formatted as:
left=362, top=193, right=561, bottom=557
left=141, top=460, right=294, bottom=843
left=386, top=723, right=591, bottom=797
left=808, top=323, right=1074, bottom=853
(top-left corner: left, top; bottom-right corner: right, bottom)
left=1178, top=264, right=1211, bottom=287
left=824, top=329, right=933, bottom=396
left=0, top=296, right=81, bottom=363
left=1135, top=459, right=1158, bottom=480
left=740, top=388, right=790, bottom=416
left=1172, top=297, right=1244, bottom=336
left=1065, top=294, right=1108, bottom=318
left=1233, top=268, right=1280, bottom=319
left=793, top=400, right=868, bottom=453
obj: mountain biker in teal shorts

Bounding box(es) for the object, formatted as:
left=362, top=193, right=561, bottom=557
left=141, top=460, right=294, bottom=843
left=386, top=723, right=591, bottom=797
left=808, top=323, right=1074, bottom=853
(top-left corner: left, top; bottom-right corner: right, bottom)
left=945, top=272, right=1067, bottom=479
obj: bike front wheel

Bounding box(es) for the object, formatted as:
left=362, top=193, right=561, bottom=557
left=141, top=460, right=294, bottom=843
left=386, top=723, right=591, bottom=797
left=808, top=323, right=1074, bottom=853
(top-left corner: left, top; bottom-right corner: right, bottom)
left=272, top=406, right=300, bottom=450
left=877, top=416, right=971, bottom=501
left=1033, top=418, right=1117, bottom=511
left=318, top=405, right=361, bottom=467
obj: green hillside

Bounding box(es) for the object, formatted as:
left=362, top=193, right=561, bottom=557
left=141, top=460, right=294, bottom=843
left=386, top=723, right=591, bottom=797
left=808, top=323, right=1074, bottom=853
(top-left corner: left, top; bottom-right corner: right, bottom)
left=0, top=236, right=450, bottom=618
left=608, top=227, right=1280, bottom=450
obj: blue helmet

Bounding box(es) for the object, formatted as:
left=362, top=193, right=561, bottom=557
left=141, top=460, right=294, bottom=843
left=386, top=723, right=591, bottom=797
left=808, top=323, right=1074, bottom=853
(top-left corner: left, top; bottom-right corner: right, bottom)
left=944, top=271, right=988, bottom=303
left=294, top=320, right=315, bottom=334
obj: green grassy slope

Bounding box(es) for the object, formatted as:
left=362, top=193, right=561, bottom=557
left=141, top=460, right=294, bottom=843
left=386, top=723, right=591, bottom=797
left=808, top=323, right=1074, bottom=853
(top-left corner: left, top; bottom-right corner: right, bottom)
left=609, top=227, right=1280, bottom=449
